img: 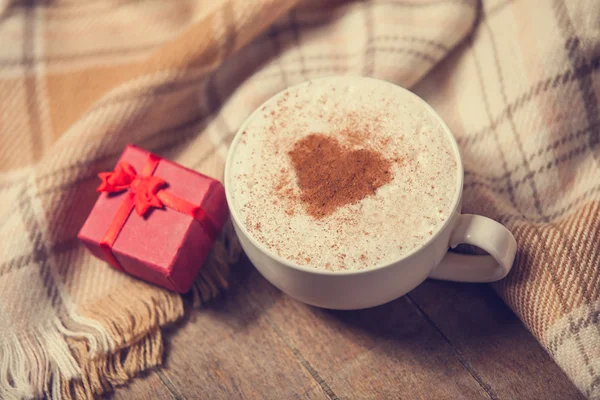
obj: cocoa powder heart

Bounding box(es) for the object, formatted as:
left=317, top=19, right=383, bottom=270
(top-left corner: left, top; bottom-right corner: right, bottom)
left=288, top=133, right=392, bottom=218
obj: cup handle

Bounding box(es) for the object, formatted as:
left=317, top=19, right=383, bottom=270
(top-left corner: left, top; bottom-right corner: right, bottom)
left=429, top=214, right=517, bottom=283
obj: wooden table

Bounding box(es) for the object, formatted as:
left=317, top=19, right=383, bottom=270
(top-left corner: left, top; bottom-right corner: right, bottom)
left=111, top=256, right=583, bottom=399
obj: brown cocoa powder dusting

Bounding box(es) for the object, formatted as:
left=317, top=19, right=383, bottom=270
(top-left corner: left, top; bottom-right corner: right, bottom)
left=288, top=133, right=393, bottom=218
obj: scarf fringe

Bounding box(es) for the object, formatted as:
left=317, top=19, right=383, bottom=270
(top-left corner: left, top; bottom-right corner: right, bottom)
left=0, top=223, right=238, bottom=399
left=0, top=283, right=181, bottom=399
left=0, top=320, right=85, bottom=400
left=191, top=220, right=242, bottom=307
left=61, top=328, right=163, bottom=399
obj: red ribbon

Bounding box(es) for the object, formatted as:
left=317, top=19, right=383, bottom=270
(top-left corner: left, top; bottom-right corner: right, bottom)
left=97, top=154, right=218, bottom=271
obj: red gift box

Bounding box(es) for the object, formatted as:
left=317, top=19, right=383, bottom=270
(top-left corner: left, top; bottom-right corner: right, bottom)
left=78, top=145, right=228, bottom=293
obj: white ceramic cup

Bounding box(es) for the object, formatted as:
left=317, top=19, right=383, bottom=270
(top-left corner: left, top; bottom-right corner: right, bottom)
left=224, top=76, right=517, bottom=310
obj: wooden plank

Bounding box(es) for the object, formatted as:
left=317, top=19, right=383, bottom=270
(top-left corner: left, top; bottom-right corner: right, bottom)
left=155, top=259, right=325, bottom=399
left=115, top=256, right=583, bottom=399
left=245, top=266, right=490, bottom=399
left=109, top=369, right=175, bottom=400
left=409, top=280, right=585, bottom=400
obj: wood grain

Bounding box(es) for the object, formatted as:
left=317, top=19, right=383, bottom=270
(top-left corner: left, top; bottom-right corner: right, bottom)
left=409, top=281, right=584, bottom=399
left=245, top=270, right=489, bottom=399
left=109, top=256, right=583, bottom=399
left=110, top=370, right=174, bottom=400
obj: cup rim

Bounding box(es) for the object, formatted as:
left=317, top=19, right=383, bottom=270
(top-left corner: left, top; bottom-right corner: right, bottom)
left=224, top=75, right=464, bottom=276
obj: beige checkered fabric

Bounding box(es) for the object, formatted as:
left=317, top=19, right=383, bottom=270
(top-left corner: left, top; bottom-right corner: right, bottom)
left=0, top=0, right=598, bottom=398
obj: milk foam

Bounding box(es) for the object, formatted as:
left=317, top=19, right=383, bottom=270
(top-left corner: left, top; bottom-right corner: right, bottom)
left=229, top=77, right=459, bottom=271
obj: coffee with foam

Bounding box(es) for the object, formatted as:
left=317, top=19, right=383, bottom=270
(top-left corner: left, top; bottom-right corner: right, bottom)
left=228, top=77, right=459, bottom=271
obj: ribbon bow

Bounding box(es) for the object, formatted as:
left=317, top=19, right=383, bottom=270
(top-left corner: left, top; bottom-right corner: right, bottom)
left=96, top=161, right=165, bottom=215
left=98, top=161, right=166, bottom=216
